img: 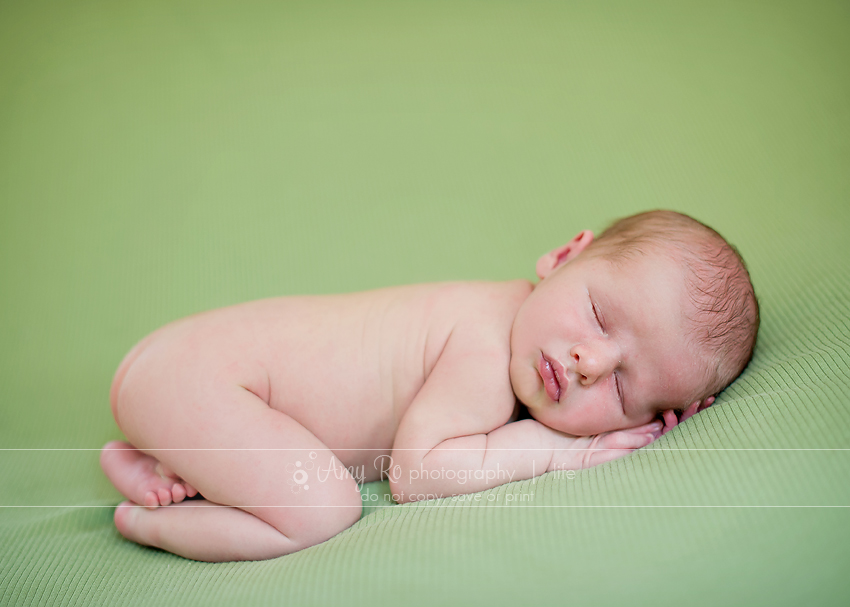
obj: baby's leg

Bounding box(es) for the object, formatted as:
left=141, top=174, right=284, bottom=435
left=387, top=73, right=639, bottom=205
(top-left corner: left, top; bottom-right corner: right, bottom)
left=112, top=377, right=362, bottom=561
left=113, top=499, right=301, bottom=562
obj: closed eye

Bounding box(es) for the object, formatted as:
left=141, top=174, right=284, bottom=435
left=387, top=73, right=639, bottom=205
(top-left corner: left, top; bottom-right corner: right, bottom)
left=590, top=297, right=605, bottom=333
left=614, top=373, right=624, bottom=405
left=590, top=292, right=621, bottom=405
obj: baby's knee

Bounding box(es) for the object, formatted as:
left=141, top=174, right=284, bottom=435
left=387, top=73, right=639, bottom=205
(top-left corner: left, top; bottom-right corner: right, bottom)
left=293, top=491, right=363, bottom=550
left=322, top=490, right=363, bottom=537
left=262, top=482, right=363, bottom=551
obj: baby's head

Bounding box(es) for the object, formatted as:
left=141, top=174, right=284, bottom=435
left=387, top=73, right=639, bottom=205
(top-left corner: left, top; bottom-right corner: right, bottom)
left=510, top=210, right=759, bottom=436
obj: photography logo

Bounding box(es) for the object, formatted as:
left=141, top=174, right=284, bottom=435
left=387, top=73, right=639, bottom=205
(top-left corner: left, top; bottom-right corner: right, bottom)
left=286, top=451, right=317, bottom=493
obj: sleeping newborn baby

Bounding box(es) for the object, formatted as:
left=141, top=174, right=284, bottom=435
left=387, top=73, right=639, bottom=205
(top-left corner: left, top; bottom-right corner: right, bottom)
left=101, top=210, right=759, bottom=562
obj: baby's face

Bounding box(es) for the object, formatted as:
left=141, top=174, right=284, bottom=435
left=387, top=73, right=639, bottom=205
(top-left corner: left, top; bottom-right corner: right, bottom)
left=510, top=247, right=707, bottom=436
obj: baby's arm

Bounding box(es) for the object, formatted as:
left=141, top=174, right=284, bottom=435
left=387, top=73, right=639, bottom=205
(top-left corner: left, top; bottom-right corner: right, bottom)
left=392, top=419, right=659, bottom=501
left=390, top=327, right=660, bottom=502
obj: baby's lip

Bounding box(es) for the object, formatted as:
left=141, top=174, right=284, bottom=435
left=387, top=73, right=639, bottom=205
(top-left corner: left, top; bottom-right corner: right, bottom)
left=539, top=354, right=567, bottom=403
left=550, top=358, right=569, bottom=399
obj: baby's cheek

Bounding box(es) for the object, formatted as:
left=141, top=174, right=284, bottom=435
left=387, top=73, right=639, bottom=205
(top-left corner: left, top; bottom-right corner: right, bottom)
left=570, top=405, right=635, bottom=436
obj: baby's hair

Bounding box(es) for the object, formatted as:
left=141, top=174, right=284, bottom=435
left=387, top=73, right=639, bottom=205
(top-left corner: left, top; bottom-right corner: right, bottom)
left=588, top=210, right=760, bottom=400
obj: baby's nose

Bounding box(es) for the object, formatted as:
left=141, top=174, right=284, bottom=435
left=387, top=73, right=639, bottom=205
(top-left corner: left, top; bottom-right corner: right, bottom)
left=571, top=341, right=619, bottom=385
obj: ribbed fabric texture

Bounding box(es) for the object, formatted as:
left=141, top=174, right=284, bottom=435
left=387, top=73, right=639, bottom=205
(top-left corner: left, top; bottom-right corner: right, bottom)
left=1, top=1, right=848, bottom=605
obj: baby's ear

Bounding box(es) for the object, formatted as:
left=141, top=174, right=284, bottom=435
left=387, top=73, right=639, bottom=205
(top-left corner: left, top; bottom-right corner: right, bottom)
left=535, top=230, right=594, bottom=279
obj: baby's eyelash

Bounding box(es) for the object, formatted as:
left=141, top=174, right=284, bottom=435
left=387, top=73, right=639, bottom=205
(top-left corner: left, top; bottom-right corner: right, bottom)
left=591, top=301, right=604, bottom=330
left=614, top=373, right=623, bottom=404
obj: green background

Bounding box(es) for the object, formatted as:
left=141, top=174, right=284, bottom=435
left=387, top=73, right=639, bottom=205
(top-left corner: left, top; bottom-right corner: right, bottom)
left=1, top=1, right=848, bottom=605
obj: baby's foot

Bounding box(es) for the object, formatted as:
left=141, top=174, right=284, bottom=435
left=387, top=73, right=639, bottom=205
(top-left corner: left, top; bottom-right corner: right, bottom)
left=100, top=441, right=198, bottom=509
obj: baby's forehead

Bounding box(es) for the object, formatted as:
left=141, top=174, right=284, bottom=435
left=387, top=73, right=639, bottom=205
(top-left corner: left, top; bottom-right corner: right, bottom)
left=588, top=252, right=712, bottom=405
left=590, top=247, right=692, bottom=298
left=594, top=239, right=692, bottom=271
left=600, top=243, right=734, bottom=343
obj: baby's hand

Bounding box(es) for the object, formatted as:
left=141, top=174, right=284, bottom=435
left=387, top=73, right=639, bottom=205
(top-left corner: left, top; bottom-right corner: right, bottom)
left=545, top=420, right=663, bottom=473
left=661, top=396, right=716, bottom=435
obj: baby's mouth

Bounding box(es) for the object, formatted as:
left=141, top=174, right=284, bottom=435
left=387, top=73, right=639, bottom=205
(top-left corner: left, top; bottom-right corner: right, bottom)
left=538, top=354, right=562, bottom=402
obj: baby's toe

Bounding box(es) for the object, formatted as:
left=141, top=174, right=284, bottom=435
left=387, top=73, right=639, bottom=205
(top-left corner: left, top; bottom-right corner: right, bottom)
left=183, top=482, right=198, bottom=498
left=113, top=501, right=136, bottom=536
left=171, top=483, right=186, bottom=503
left=143, top=491, right=160, bottom=510
left=157, top=487, right=172, bottom=507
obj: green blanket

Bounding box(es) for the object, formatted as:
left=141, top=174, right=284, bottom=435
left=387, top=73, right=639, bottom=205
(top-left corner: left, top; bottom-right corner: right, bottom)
left=2, top=1, right=848, bottom=605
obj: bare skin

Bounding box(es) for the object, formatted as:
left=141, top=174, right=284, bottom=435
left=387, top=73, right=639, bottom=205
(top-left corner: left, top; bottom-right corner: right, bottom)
left=102, top=233, right=713, bottom=562
left=100, top=441, right=197, bottom=508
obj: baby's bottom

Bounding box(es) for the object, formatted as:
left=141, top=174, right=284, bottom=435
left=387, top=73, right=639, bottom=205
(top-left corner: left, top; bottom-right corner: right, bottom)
left=102, top=356, right=362, bottom=562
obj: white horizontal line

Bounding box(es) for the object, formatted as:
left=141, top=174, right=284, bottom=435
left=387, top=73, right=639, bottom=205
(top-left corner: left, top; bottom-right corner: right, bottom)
left=2, top=448, right=848, bottom=452
left=0, top=505, right=847, bottom=509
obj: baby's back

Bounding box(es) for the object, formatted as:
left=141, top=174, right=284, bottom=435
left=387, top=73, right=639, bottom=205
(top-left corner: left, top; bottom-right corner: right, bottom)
left=116, top=281, right=527, bottom=482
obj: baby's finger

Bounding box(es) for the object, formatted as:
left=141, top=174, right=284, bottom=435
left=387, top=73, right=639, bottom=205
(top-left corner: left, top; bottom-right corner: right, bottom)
left=661, top=410, right=679, bottom=435
left=601, top=430, right=656, bottom=451
left=556, top=425, right=662, bottom=471
left=579, top=431, right=655, bottom=468
left=581, top=443, right=639, bottom=468
left=612, top=420, right=662, bottom=440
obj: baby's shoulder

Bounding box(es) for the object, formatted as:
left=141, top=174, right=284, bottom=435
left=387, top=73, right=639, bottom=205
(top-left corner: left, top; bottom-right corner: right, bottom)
left=429, top=279, right=532, bottom=345
left=432, top=278, right=531, bottom=315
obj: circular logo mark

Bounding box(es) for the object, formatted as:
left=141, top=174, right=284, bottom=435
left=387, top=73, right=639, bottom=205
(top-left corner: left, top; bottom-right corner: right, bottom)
left=285, top=452, right=317, bottom=493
